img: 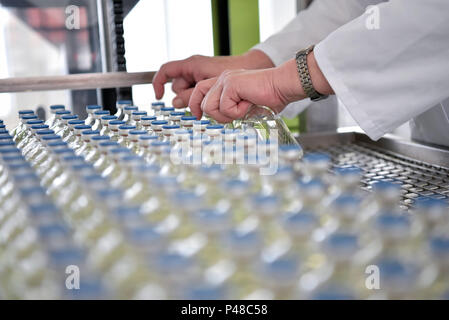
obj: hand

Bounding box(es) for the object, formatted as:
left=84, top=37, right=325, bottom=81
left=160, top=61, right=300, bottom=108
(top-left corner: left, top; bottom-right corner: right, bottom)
left=188, top=52, right=334, bottom=122
left=152, top=50, right=274, bottom=108
left=188, top=59, right=304, bottom=122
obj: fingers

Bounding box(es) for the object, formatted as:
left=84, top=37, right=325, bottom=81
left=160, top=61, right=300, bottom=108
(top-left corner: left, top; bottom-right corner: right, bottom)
left=220, top=98, right=253, bottom=120
left=189, top=78, right=218, bottom=120
left=219, top=81, right=252, bottom=120
left=172, top=88, right=194, bottom=108
left=201, top=80, right=234, bottom=123
left=153, top=60, right=188, bottom=100
left=172, top=78, right=191, bottom=94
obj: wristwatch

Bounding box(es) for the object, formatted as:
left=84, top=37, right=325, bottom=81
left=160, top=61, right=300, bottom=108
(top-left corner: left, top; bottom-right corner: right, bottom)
left=295, top=45, right=328, bottom=102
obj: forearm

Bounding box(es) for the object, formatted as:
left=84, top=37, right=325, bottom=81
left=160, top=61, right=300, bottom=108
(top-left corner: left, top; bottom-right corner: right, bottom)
left=239, top=49, right=275, bottom=69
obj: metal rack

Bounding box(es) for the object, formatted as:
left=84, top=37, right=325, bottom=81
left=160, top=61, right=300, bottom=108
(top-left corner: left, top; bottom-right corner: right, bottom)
left=299, top=131, right=449, bottom=210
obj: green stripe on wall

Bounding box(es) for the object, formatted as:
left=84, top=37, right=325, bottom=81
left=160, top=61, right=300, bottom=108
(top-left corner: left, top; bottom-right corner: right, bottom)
left=211, top=0, right=221, bottom=56
left=228, top=0, right=260, bottom=55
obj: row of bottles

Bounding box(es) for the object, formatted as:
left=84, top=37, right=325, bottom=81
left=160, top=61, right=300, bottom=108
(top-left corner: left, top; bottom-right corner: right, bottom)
left=0, top=102, right=448, bottom=299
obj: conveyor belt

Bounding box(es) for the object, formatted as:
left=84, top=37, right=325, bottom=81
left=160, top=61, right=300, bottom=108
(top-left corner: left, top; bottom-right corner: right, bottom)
left=299, top=132, right=449, bottom=210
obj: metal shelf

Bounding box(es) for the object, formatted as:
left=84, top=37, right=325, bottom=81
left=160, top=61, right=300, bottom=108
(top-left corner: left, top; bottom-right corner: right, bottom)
left=298, top=131, right=449, bottom=209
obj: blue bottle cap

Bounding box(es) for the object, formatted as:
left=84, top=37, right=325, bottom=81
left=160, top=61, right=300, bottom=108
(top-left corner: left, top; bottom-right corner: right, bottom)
left=129, top=130, right=147, bottom=135
left=36, top=129, right=55, bottom=135
left=110, top=147, right=131, bottom=155
left=101, top=115, right=118, bottom=121
left=42, top=134, right=61, bottom=141
left=0, top=141, right=16, bottom=147
left=193, top=120, right=210, bottom=125
left=55, top=110, right=71, bottom=115
left=31, top=124, right=49, bottom=130
left=206, top=124, right=224, bottom=130
left=48, top=141, right=67, bottom=148
left=0, top=147, right=20, bottom=154
left=139, top=134, right=158, bottom=140
left=150, top=141, right=170, bottom=147
left=312, top=286, right=354, bottom=300
left=114, top=205, right=141, bottom=218
left=151, top=120, right=168, bottom=125
left=0, top=135, right=13, bottom=140
left=28, top=203, right=58, bottom=216
left=151, top=101, right=165, bottom=106
left=20, top=185, right=46, bottom=196
left=61, top=115, right=78, bottom=121
left=74, top=125, right=91, bottom=130
left=155, top=253, right=194, bottom=272
left=22, top=115, right=38, bottom=120
left=161, top=107, right=175, bottom=112
left=162, top=125, right=180, bottom=130
left=141, top=116, right=157, bottom=121
left=27, top=119, right=44, bottom=125
left=127, top=225, right=161, bottom=245
left=124, top=106, right=138, bottom=111
left=170, top=111, right=186, bottom=116
left=118, top=125, right=136, bottom=131
left=117, top=100, right=132, bottom=105
left=324, top=233, right=359, bottom=254
left=181, top=116, right=197, bottom=121
left=38, top=223, right=70, bottom=239
left=2, top=155, right=24, bottom=162
left=81, top=129, right=100, bottom=135
left=94, top=110, right=110, bottom=115
left=91, top=135, right=110, bottom=141
left=97, top=188, right=122, bottom=199
left=99, top=141, right=119, bottom=148
left=53, top=148, right=75, bottom=155
left=86, top=105, right=102, bottom=110
left=62, top=155, right=84, bottom=163
left=50, top=105, right=65, bottom=110
left=376, top=213, right=410, bottom=229
left=6, top=162, right=30, bottom=170
left=19, top=109, right=35, bottom=115
left=109, top=120, right=126, bottom=126
left=132, top=111, right=147, bottom=116
left=68, top=119, right=84, bottom=126
left=282, top=210, right=317, bottom=233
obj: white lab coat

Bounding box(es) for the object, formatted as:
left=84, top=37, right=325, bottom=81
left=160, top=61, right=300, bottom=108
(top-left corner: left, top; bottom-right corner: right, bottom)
left=253, top=0, right=449, bottom=147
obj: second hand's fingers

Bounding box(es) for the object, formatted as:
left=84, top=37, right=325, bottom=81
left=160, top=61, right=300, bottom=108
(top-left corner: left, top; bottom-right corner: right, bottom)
left=220, top=88, right=253, bottom=120
left=201, top=80, right=234, bottom=123
left=189, top=78, right=218, bottom=120
left=172, top=88, right=195, bottom=108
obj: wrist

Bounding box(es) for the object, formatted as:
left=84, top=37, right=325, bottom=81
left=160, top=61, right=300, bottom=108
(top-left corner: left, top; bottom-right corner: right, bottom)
left=273, top=58, right=306, bottom=104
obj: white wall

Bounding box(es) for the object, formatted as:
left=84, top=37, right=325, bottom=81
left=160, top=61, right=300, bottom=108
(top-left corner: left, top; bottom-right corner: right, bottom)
left=124, top=0, right=214, bottom=111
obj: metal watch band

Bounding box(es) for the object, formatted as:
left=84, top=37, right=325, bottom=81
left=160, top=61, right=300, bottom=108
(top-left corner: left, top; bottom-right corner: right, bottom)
left=295, top=45, right=328, bottom=102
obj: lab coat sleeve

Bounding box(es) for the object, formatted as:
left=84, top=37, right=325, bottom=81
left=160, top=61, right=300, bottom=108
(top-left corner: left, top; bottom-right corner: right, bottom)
left=252, top=0, right=383, bottom=67
left=314, top=0, right=449, bottom=140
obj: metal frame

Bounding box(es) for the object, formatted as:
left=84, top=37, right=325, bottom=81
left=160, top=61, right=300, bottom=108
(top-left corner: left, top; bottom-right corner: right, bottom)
left=299, top=131, right=449, bottom=209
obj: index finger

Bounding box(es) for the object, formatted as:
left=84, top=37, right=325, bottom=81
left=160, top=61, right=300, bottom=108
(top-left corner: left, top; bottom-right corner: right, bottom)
left=152, top=60, right=189, bottom=100
left=188, top=78, right=217, bottom=120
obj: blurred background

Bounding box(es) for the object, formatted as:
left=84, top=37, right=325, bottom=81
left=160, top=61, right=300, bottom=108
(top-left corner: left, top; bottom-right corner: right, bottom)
left=0, top=0, right=409, bottom=137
